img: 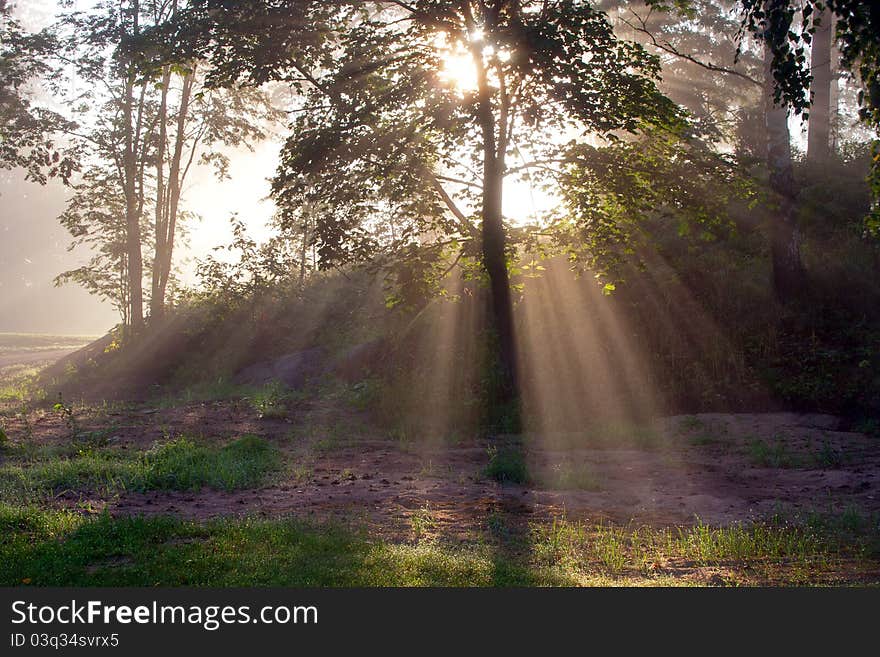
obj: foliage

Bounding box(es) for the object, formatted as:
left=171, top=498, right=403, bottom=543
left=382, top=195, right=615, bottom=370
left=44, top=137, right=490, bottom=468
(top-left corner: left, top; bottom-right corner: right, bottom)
left=175, top=0, right=682, bottom=295
left=0, top=4, right=79, bottom=185
left=553, top=125, right=752, bottom=281
left=47, top=0, right=282, bottom=326
left=737, top=0, right=880, bottom=236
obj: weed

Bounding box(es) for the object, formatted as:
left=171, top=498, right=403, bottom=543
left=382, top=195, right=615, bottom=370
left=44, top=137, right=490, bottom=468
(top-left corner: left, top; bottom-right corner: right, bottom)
left=812, top=440, right=845, bottom=468
left=18, top=402, right=33, bottom=442
left=410, top=503, right=437, bottom=542
left=483, top=445, right=528, bottom=484
left=854, top=417, right=880, bottom=438
left=249, top=381, right=289, bottom=419
left=748, top=436, right=793, bottom=468
left=53, top=393, right=79, bottom=442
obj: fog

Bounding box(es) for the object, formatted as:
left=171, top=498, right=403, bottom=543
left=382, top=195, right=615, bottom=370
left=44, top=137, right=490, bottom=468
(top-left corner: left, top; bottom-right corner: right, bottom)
left=0, top=171, right=119, bottom=335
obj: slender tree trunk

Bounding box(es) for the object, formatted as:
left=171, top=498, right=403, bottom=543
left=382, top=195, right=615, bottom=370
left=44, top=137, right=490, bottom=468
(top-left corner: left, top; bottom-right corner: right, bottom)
left=463, top=1, right=518, bottom=425
left=122, top=85, right=144, bottom=331
left=764, top=37, right=805, bottom=302
left=299, top=204, right=311, bottom=287
left=155, top=66, right=195, bottom=316
left=121, top=0, right=144, bottom=333
left=807, top=8, right=832, bottom=162
left=151, top=65, right=171, bottom=320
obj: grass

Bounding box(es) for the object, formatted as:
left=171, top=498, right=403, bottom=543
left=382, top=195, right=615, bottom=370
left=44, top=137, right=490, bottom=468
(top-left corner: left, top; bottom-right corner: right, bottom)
left=748, top=435, right=850, bottom=469
left=0, top=364, right=44, bottom=406
left=248, top=381, right=292, bottom=419
left=484, top=445, right=528, bottom=484
left=153, top=380, right=254, bottom=408
left=749, top=437, right=794, bottom=468
left=0, top=507, right=558, bottom=587
left=529, top=515, right=877, bottom=584
left=0, top=507, right=875, bottom=587
left=0, top=435, right=281, bottom=502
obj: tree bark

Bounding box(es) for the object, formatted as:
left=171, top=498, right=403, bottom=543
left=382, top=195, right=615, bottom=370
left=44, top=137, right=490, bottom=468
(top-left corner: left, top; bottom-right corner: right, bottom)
left=463, top=1, right=519, bottom=425
left=764, top=37, right=805, bottom=302
left=122, top=0, right=144, bottom=332
left=154, top=66, right=195, bottom=317
left=807, top=8, right=833, bottom=162
left=151, top=65, right=172, bottom=321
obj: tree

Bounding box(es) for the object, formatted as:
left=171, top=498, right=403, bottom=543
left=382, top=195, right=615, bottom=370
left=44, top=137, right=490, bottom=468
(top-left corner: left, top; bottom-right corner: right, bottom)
left=179, top=0, right=680, bottom=425
left=52, top=0, right=280, bottom=330
left=807, top=6, right=833, bottom=161
left=0, top=1, right=78, bottom=186
left=759, top=0, right=805, bottom=301
left=54, top=166, right=151, bottom=326
left=738, top=0, right=880, bottom=236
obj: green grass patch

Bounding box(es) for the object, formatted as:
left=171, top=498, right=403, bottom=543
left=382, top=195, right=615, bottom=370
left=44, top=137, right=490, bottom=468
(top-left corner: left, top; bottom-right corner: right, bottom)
left=139, top=435, right=280, bottom=491
left=484, top=445, right=528, bottom=484
left=748, top=435, right=849, bottom=469
left=0, top=436, right=280, bottom=502
left=247, top=381, right=292, bottom=419
left=0, top=507, right=560, bottom=587
left=529, top=515, right=876, bottom=583
left=0, top=508, right=874, bottom=587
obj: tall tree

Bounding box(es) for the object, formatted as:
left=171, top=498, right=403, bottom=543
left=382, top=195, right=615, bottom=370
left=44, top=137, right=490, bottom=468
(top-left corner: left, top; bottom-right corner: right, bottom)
left=807, top=6, right=833, bottom=161
left=180, top=0, right=680, bottom=423
left=52, top=0, right=280, bottom=329
left=762, top=12, right=805, bottom=301
left=0, top=1, right=78, bottom=186
left=739, top=0, right=880, bottom=236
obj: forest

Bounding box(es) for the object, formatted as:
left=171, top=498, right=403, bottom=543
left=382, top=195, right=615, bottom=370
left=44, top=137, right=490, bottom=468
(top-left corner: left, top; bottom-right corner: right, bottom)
left=1, top=0, right=879, bottom=587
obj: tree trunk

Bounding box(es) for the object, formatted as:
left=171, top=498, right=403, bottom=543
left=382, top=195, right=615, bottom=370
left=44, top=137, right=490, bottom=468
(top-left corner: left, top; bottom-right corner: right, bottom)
left=122, top=82, right=144, bottom=332
left=807, top=8, right=832, bottom=162
left=151, top=65, right=171, bottom=321
left=122, top=0, right=144, bottom=333
left=764, top=39, right=805, bottom=302
left=155, top=66, right=196, bottom=317
left=464, top=1, right=518, bottom=427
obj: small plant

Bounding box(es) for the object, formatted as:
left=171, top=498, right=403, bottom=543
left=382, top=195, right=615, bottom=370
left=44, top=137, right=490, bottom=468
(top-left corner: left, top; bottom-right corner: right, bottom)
left=484, top=445, right=528, bottom=484
left=813, top=440, right=845, bottom=468
left=249, top=381, right=289, bottom=420
left=53, top=393, right=80, bottom=442
left=18, top=403, right=33, bottom=443
left=410, top=502, right=436, bottom=542
left=486, top=511, right=512, bottom=540
left=0, top=425, right=8, bottom=449
left=853, top=417, right=879, bottom=438
left=748, top=436, right=792, bottom=468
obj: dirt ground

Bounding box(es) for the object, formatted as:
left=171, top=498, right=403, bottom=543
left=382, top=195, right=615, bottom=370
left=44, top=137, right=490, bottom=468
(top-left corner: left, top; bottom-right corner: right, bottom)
left=6, top=393, right=878, bottom=539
